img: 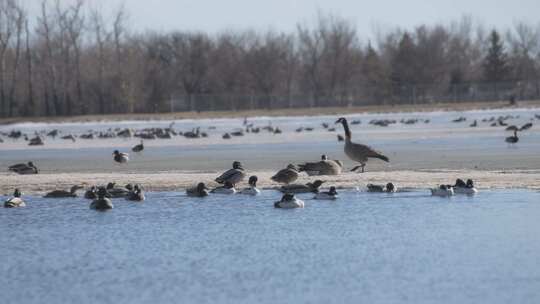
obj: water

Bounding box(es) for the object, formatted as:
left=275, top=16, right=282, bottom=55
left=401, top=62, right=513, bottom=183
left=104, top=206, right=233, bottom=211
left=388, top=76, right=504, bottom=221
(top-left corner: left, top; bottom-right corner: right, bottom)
left=2, top=189, right=540, bottom=304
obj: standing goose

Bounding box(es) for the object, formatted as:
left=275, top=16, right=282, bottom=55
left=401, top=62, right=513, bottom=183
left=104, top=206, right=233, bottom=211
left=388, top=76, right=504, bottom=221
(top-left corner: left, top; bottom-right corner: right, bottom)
left=4, top=189, right=26, bottom=208
left=298, top=155, right=343, bottom=176
left=215, top=161, right=246, bottom=186
left=44, top=185, right=84, bottom=198
left=271, top=164, right=299, bottom=184
left=505, top=130, right=519, bottom=145
left=113, top=150, right=129, bottom=163
left=132, top=140, right=144, bottom=153
left=335, top=117, right=389, bottom=173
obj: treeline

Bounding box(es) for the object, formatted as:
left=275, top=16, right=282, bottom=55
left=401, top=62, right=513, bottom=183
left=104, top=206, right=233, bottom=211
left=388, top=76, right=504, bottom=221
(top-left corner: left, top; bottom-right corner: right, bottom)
left=1, top=0, right=540, bottom=117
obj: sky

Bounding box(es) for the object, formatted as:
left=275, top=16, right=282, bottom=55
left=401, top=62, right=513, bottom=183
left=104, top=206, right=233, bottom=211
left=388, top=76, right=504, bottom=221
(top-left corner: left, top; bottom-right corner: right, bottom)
left=23, top=0, right=540, bottom=38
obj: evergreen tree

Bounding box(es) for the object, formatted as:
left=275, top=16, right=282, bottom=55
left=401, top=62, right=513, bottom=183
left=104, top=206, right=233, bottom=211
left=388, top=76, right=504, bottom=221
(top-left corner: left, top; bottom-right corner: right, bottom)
left=483, top=30, right=509, bottom=82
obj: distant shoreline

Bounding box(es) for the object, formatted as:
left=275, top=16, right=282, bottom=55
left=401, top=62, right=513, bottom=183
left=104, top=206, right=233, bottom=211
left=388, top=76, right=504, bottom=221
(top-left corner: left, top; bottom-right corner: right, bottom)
left=2, top=100, right=539, bottom=125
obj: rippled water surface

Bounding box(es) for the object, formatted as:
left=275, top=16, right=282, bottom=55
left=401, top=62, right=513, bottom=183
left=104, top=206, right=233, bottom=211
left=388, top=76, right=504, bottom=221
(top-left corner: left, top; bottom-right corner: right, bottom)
left=2, top=189, right=540, bottom=304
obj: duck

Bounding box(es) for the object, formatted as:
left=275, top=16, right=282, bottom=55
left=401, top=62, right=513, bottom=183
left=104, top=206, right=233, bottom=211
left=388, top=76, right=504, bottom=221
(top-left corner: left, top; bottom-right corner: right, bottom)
left=211, top=181, right=237, bottom=194
left=271, top=164, right=299, bottom=184
left=505, top=130, right=519, bottom=145
left=113, top=150, right=129, bottom=163
left=280, top=180, right=325, bottom=194
left=298, top=155, right=343, bottom=176
left=274, top=193, right=304, bottom=209
left=314, top=186, right=338, bottom=200
left=239, top=176, right=261, bottom=195
left=126, top=184, right=145, bottom=201
left=4, top=189, right=26, bottom=208
left=132, top=140, right=144, bottom=152
left=8, top=161, right=38, bottom=174
left=186, top=182, right=210, bottom=197
left=84, top=186, right=98, bottom=199
left=452, top=179, right=478, bottom=195
left=367, top=182, right=396, bottom=193
left=215, top=161, right=246, bottom=186
left=105, top=182, right=130, bottom=198
left=430, top=185, right=454, bottom=197
left=335, top=117, right=389, bottom=173
left=90, top=187, right=114, bottom=210
left=44, top=185, right=84, bottom=198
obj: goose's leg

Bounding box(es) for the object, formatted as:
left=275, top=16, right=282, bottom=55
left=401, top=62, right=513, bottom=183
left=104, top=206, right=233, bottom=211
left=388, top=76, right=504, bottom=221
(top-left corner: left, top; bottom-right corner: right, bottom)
left=361, top=163, right=366, bottom=173
left=350, top=165, right=362, bottom=172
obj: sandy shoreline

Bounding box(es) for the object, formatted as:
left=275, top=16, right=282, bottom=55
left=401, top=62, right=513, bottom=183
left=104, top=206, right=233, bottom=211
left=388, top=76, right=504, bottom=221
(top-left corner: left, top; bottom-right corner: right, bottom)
left=2, top=169, right=539, bottom=195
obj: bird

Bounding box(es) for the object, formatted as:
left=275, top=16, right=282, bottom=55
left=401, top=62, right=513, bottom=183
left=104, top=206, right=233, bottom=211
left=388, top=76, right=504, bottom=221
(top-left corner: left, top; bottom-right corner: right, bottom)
left=239, top=176, right=261, bottom=195
left=469, top=120, right=477, bottom=127
left=367, top=182, right=396, bottom=193
left=105, top=182, right=130, bottom=198
left=506, top=125, right=518, bottom=132
left=84, top=186, right=98, bottom=199
left=113, top=150, right=129, bottom=163
left=44, top=185, right=84, bottom=198
left=186, top=182, right=210, bottom=197
left=452, top=179, right=478, bottom=195
left=297, top=155, right=343, bottom=176
left=8, top=161, right=38, bottom=174
left=431, top=185, right=454, bottom=197
left=4, top=189, right=26, bottom=208
left=520, top=122, right=533, bottom=131
left=90, top=187, right=114, bottom=210
left=211, top=181, right=237, bottom=194
left=274, top=193, right=304, bottom=209
left=505, top=130, right=519, bottom=145
left=215, top=161, right=246, bottom=186
left=271, top=164, right=299, bottom=184
left=126, top=184, right=145, bottom=201
left=280, top=180, right=325, bottom=194
left=313, top=186, right=338, bottom=200
left=132, top=140, right=144, bottom=152
left=335, top=117, right=389, bottom=173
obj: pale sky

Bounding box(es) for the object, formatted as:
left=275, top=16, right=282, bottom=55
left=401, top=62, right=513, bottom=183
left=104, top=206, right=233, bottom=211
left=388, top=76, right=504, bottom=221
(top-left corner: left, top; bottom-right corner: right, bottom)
left=23, top=0, right=540, bottom=37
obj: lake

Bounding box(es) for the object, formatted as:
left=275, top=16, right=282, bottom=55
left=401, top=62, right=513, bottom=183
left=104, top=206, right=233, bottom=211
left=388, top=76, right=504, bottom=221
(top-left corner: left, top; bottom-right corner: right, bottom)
left=1, top=189, right=539, bottom=304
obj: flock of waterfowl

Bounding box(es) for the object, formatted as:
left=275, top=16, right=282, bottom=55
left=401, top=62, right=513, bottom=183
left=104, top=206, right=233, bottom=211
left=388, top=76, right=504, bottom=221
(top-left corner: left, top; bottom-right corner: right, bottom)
left=3, top=116, right=490, bottom=210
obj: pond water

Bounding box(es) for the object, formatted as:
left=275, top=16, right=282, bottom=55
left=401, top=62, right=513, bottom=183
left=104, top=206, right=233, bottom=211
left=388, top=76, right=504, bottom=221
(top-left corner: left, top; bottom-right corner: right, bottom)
left=1, top=189, right=540, bottom=304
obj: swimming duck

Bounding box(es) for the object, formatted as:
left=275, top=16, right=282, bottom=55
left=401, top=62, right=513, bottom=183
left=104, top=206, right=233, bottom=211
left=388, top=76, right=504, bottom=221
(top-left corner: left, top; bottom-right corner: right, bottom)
left=274, top=193, right=305, bottom=209
left=44, top=185, right=84, bottom=198
left=186, top=182, right=210, bottom=197
left=105, top=182, right=130, bottom=198
left=453, top=179, right=478, bottom=195
left=239, top=176, right=261, bottom=195
left=4, top=189, right=26, bottom=208
left=132, top=140, right=144, bottom=152
left=336, top=117, right=389, bottom=173
left=280, top=180, right=325, bottom=194
left=215, top=161, right=246, bottom=186
left=8, top=161, right=38, bottom=174
left=90, top=187, right=114, bottom=210
left=314, top=186, right=338, bottom=200
left=367, top=182, right=396, bottom=193
left=431, top=185, right=454, bottom=197
left=211, top=181, right=237, bottom=194
left=84, top=186, right=98, bottom=199
left=271, top=164, right=299, bottom=184
left=113, top=150, right=129, bottom=163
left=126, top=184, right=145, bottom=201
left=298, top=155, right=343, bottom=176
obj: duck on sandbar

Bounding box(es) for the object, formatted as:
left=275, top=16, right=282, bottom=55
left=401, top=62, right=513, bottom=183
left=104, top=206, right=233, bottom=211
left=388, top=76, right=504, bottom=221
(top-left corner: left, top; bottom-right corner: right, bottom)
left=215, top=161, right=246, bottom=186
left=271, top=164, right=299, bottom=184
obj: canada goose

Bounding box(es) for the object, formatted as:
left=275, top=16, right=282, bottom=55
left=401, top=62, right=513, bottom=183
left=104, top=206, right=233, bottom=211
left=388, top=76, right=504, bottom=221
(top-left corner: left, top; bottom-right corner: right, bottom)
left=4, top=189, right=26, bottom=208
left=186, top=183, right=210, bottom=197
left=452, top=179, right=478, bottom=195
left=90, top=187, right=113, bottom=210
left=44, top=185, right=84, bottom=198
left=367, top=182, right=396, bottom=193
left=211, top=181, right=237, bottom=194
left=239, top=176, right=261, bottom=195
left=8, top=161, right=38, bottom=175
left=314, top=186, right=338, bottom=200
left=132, top=140, right=144, bottom=152
left=431, top=185, right=454, bottom=197
left=113, top=150, right=129, bottom=163
left=506, top=125, right=518, bottom=132
left=505, top=130, right=519, bottom=145
left=469, top=120, right=477, bottom=127
left=271, top=164, right=299, bottom=184
left=61, top=134, right=76, bottom=142
left=298, top=155, right=343, bottom=176
left=215, top=161, right=246, bottom=186
left=274, top=193, right=304, bottom=209
left=335, top=117, right=389, bottom=173
left=126, top=184, right=145, bottom=201
left=280, top=180, right=325, bottom=194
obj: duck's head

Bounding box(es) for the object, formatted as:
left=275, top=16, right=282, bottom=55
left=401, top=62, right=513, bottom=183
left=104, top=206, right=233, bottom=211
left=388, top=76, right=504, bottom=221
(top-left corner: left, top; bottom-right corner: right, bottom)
left=113, top=150, right=119, bottom=156
left=286, top=164, right=298, bottom=171
left=282, top=193, right=295, bottom=201
left=329, top=186, right=337, bottom=194
left=466, top=179, right=474, bottom=188
left=439, top=184, right=448, bottom=190
left=133, top=184, right=140, bottom=191
left=197, top=182, right=209, bottom=193
left=335, top=117, right=347, bottom=124
left=28, top=161, right=34, bottom=167
left=321, top=154, right=328, bottom=161
left=97, top=187, right=108, bottom=198
left=248, top=176, right=258, bottom=187
left=232, top=161, right=243, bottom=169
left=13, top=188, right=22, bottom=197
left=386, top=183, right=395, bottom=192
left=106, top=182, right=115, bottom=189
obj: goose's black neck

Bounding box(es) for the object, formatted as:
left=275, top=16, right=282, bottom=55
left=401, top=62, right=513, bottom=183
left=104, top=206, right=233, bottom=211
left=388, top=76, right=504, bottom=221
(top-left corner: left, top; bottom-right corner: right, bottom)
left=340, top=119, right=351, bottom=139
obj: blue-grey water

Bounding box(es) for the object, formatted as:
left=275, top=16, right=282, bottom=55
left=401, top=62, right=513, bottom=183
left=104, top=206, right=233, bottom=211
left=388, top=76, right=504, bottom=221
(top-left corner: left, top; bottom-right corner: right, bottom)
left=2, top=189, right=540, bottom=304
